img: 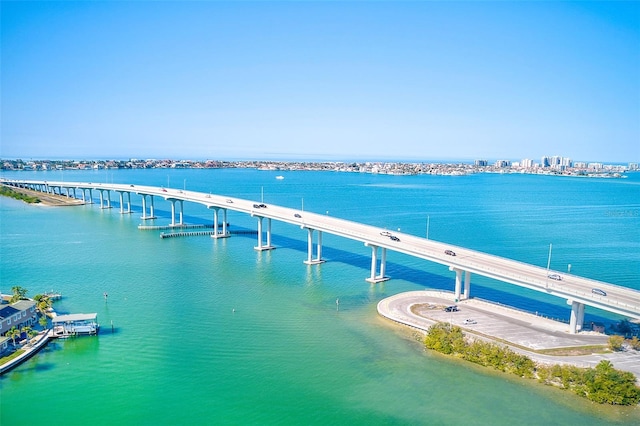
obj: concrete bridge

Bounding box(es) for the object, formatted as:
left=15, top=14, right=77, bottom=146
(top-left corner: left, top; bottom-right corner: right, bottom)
left=3, top=178, right=640, bottom=333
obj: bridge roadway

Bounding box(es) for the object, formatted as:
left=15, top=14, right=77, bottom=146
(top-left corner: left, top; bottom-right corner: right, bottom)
left=3, top=179, right=640, bottom=332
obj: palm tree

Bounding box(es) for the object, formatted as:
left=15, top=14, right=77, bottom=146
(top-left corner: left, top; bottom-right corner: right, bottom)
left=39, top=314, right=49, bottom=330
left=36, top=296, right=52, bottom=315
left=10, top=286, right=28, bottom=303
left=7, top=326, right=21, bottom=347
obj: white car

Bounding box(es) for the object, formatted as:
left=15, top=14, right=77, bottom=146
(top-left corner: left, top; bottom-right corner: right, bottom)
left=548, top=274, right=562, bottom=281
left=463, top=319, right=477, bottom=325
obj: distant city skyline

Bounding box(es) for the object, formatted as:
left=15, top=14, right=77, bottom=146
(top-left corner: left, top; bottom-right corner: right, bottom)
left=1, top=1, right=639, bottom=162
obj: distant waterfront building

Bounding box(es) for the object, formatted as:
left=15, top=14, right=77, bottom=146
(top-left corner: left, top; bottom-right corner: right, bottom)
left=521, top=158, right=533, bottom=168
left=629, top=163, right=639, bottom=171
left=541, top=156, right=550, bottom=167
left=574, top=162, right=587, bottom=169
left=474, top=159, right=488, bottom=167
left=494, top=160, right=511, bottom=168
left=588, top=162, right=603, bottom=171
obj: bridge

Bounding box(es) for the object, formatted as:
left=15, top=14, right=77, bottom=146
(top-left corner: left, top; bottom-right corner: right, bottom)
left=3, top=178, right=640, bottom=333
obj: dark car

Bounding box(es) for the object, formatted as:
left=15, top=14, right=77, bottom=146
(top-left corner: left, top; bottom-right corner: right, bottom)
left=390, top=235, right=400, bottom=242
left=444, top=305, right=459, bottom=312
left=258, top=203, right=267, bottom=208
left=444, top=250, right=456, bottom=256
left=294, top=213, right=302, bottom=218
left=253, top=204, right=261, bottom=208
left=592, top=288, right=607, bottom=296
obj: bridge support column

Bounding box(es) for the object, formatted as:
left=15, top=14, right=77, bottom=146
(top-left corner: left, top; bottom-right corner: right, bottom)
left=210, top=207, right=230, bottom=239
left=463, top=271, right=471, bottom=299
left=98, top=189, right=111, bottom=209
left=140, top=195, right=156, bottom=220
left=254, top=217, right=275, bottom=251
left=577, top=303, right=585, bottom=331
left=87, top=189, right=93, bottom=204
left=170, top=200, right=184, bottom=227
left=118, top=191, right=132, bottom=214
left=453, top=268, right=463, bottom=301
left=365, top=243, right=389, bottom=283
left=568, top=300, right=585, bottom=334
left=303, top=228, right=324, bottom=265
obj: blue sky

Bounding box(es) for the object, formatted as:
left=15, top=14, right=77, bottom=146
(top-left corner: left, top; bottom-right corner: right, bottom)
left=1, top=1, right=639, bottom=163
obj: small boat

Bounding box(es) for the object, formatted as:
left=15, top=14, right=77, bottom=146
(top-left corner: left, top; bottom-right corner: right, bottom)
left=275, top=176, right=284, bottom=180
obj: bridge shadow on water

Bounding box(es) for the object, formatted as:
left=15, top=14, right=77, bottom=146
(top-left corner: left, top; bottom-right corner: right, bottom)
left=127, top=210, right=621, bottom=328
left=224, top=228, right=618, bottom=326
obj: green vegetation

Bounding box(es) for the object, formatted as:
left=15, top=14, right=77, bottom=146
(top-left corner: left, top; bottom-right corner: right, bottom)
left=0, top=186, right=41, bottom=204
left=10, top=285, right=28, bottom=303
left=0, top=349, right=26, bottom=365
left=608, top=335, right=626, bottom=351
left=424, top=322, right=640, bottom=405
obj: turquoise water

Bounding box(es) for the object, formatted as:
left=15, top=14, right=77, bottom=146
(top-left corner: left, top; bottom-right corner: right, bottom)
left=1, top=168, right=639, bottom=425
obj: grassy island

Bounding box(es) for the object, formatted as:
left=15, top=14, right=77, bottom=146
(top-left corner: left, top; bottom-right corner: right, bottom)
left=0, top=186, right=41, bottom=203
left=424, top=322, right=640, bottom=406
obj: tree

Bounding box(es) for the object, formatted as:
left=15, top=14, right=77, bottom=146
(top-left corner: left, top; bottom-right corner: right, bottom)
left=7, top=326, right=21, bottom=347
left=10, top=286, right=28, bottom=303
left=35, top=296, right=52, bottom=315
left=608, top=335, right=625, bottom=352
left=39, top=314, right=48, bottom=330
left=628, top=336, right=640, bottom=351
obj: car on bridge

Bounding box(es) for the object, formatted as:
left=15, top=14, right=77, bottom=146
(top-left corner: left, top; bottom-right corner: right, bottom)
left=592, top=288, right=607, bottom=296
left=390, top=235, right=400, bottom=242
left=548, top=274, right=562, bottom=281
left=444, top=249, right=456, bottom=256
left=380, top=231, right=392, bottom=237
left=294, top=213, right=302, bottom=218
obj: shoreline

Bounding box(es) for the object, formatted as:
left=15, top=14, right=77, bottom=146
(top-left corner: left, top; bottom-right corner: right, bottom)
left=377, top=290, right=640, bottom=379
left=0, top=184, right=84, bottom=206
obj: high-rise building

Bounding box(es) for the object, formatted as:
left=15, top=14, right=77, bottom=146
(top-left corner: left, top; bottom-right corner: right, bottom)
left=474, top=159, right=488, bottom=167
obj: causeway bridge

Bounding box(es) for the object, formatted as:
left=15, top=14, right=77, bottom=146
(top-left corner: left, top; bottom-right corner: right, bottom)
left=3, top=178, right=640, bottom=333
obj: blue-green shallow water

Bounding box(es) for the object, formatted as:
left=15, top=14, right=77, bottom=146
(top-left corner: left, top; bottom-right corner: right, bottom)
left=1, top=169, right=639, bottom=425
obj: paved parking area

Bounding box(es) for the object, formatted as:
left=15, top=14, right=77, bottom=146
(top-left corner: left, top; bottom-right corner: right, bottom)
left=378, top=290, right=640, bottom=378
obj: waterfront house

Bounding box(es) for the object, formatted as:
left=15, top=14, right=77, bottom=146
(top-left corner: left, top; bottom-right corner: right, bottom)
left=0, top=336, right=10, bottom=354
left=0, top=300, right=37, bottom=336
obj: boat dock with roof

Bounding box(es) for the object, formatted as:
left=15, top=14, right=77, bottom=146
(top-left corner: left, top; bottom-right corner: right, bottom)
left=51, top=313, right=99, bottom=338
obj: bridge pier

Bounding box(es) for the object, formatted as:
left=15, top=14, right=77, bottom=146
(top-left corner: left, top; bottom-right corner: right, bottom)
left=303, top=228, right=324, bottom=265
left=117, top=191, right=132, bottom=214
left=450, top=267, right=472, bottom=301
left=365, top=243, right=389, bottom=283
left=170, top=199, right=184, bottom=226
left=464, top=270, right=471, bottom=299
left=568, top=300, right=585, bottom=334
left=209, top=207, right=229, bottom=238
left=140, top=195, right=156, bottom=220
left=254, top=216, right=274, bottom=251
left=97, top=189, right=112, bottom=209
left=80, top=188, right=93, bottom=204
